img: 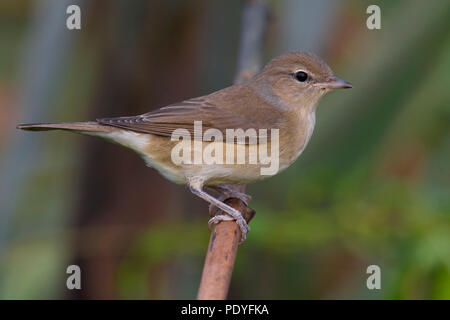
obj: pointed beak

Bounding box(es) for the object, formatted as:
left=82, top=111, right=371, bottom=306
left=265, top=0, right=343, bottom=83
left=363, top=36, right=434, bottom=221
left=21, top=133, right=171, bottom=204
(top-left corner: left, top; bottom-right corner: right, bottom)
left=317, top=77, right=353, bottom=89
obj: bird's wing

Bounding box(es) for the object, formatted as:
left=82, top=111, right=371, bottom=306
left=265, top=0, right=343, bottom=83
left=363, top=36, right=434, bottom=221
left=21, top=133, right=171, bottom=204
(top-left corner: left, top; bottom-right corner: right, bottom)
left=97, top=86, right=284, bottom=142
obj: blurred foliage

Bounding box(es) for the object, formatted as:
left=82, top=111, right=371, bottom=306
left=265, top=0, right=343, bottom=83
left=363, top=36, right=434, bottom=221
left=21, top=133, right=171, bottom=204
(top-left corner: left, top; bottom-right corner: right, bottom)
left=0, top=0, right=449, bottom=299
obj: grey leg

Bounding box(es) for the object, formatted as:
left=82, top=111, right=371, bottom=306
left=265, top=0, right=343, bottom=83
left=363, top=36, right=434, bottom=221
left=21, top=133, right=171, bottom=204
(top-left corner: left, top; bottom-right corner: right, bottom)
left=206, top=192, right=229, bottom=216
left=208, top=185, right=252, bottom=206
left=188, top=178, right=250, bottom=243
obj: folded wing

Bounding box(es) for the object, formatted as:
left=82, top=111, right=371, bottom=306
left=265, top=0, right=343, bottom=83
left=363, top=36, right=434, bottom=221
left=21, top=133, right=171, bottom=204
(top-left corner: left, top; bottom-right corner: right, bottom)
left=97, top=85, right=284, bottom=142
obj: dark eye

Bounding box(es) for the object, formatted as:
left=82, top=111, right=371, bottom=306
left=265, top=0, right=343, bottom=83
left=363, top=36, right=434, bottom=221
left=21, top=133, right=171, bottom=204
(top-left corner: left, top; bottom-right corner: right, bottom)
left=294, top=71, right=308, bottom=82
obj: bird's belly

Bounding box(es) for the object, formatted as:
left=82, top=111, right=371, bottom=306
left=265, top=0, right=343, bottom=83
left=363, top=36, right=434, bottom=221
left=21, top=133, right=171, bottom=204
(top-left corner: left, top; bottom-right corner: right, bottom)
left=142, top=136, right=282, bottom=185
left=191, top=163, right=268, bottom=186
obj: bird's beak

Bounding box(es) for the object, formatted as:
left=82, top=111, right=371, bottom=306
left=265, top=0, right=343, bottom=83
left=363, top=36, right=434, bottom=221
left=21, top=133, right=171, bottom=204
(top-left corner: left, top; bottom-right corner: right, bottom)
left=316, top=77, right=353, bottom=89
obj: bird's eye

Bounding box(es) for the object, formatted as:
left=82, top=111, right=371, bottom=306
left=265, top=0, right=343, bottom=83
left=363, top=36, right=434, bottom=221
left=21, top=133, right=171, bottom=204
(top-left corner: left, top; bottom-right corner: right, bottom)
left=294, top=71, right=308, bottom=82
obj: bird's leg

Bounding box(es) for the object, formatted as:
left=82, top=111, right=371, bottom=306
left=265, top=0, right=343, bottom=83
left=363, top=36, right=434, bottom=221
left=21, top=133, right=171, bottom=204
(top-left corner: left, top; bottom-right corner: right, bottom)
left=188, top=178, right=250, bottom=243
left=206, top=192, right=229, bottom=216
left=209, top=185, right=252, bottom=205
left=206, top=185, right=252, bottom=216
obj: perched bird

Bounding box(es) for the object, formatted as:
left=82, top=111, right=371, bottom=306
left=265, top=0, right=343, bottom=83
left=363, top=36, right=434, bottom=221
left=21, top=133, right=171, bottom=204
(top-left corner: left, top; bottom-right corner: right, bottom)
left=17, top=52, right=352, bottom=243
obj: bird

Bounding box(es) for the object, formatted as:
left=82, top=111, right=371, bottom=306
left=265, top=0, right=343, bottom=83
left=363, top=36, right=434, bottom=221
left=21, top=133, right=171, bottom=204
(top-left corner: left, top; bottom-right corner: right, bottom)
left=17, top=52, right=352, bottom=243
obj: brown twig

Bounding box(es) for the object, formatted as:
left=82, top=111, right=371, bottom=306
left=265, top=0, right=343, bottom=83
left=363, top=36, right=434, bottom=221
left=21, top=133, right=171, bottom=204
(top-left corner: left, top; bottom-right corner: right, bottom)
left=197, top=0, right=268, bottom=300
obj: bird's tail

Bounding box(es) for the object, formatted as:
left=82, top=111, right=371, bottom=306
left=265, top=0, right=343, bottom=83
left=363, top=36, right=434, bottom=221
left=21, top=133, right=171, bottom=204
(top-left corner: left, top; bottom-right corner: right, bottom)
left=17, top=121, right=114, bottom=133
left=17, top=121, right=152, bottom=160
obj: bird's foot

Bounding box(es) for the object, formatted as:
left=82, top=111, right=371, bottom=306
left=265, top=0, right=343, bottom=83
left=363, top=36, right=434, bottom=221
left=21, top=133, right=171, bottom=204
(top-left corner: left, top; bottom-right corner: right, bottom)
left=208, top=209, right=250, bottom=244
left=187, top=179, right=250, bottom=244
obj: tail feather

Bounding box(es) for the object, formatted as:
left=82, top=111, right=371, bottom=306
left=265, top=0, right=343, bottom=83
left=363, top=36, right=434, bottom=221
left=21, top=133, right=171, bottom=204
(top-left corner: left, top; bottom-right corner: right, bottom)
left=17, top=121, right=114, bottom=133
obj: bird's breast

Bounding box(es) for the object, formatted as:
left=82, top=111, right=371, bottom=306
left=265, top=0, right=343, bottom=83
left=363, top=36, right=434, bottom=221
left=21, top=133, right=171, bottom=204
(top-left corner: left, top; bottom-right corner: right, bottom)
left=278, top=110, right=316, bottom=170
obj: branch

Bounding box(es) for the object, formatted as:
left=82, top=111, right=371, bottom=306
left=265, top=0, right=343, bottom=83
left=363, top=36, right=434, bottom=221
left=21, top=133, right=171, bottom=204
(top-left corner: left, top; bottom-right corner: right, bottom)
left=197, top=0, right=268, bottom=300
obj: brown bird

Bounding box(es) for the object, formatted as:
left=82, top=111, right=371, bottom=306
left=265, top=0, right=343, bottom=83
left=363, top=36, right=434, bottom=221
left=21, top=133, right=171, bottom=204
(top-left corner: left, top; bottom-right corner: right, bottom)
left=17, top=52, right=352, bottom=242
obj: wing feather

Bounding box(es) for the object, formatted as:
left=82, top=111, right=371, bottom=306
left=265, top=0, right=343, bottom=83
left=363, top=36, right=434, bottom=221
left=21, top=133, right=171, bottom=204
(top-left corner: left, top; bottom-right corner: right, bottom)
left=97, top=86, right=283, bottom=141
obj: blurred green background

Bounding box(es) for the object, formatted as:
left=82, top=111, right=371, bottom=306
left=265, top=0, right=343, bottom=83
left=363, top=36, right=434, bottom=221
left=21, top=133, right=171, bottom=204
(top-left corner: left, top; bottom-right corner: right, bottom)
left=0, top=0, right=449, bottom=299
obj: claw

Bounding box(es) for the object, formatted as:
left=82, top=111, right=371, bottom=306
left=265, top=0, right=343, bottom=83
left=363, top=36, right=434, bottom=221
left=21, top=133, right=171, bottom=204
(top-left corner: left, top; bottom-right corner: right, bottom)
left=208, top=213, right=250, bottom=243
left=208, top=214, right=234, bottom=229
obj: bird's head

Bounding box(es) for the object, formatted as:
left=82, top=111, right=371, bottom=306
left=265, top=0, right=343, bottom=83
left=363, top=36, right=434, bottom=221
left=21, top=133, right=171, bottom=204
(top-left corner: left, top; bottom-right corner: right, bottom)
left=252, top=52, right=352, bottom=110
